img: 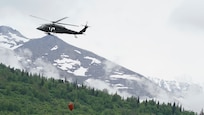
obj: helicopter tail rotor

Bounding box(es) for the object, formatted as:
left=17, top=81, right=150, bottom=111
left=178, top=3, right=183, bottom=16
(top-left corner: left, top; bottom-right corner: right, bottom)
left=79, top=22, right=89, bottom=34
left=81, top=22, right=89, bottom=27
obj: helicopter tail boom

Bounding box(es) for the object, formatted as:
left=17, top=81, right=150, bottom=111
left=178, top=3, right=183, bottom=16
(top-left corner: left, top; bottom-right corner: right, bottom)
left=79, top=25, right=88, bottom=34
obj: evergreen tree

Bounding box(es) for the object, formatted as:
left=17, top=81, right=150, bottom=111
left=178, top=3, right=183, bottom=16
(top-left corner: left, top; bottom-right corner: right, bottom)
left=200, top=109, right=204, bottom=115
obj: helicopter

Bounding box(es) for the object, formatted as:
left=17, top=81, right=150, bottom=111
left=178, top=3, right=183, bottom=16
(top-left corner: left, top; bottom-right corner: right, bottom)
left=31, top=15, right=88, bottom=37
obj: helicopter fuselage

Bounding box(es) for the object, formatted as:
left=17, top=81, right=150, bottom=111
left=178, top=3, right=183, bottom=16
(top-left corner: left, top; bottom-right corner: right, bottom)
left=37, top=24, right=81, bottom=34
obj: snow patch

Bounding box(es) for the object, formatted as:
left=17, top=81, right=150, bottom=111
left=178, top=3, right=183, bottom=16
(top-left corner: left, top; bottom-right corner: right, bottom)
left=84, top=56, right=101, bottom=64
left=74, top=50, right=81, bottom=54
left=54, top=57, right=80, bottom=71
left=54, top=54, right=88, bottom=76
left=163, top=81, right=172, bottom=92
left=68, top=66, right=88, bottom=76
left=0, top=32, right=28, bottom=49
left=114, top=84, right=129, bottom=89
left=9, top=32, right=28, bottom=42
left=51, top=45, right=58, bottom=51
left=61, top=54, right=69, bottom=58
left=114, top=71, right=124, bottom=75
left=110, top=74, right=141, bottom=81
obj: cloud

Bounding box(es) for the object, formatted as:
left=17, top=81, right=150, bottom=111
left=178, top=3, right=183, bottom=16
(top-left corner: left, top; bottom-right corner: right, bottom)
left=17, top=48, right=60, bottom=79
left=0, top=47, right=22, bottom=69
left=84, top=78, right=131, bottom=98
left=17, top=48, right=32, bottom=58
left=29, top=58, right=60, bottom=79
left=17, top=48, right=33, bottom=70
left=102, top=60, right=120, bottom=75
left=170, top=0, right=204, bottom=29
left=180, top=84, right=204, bottom=113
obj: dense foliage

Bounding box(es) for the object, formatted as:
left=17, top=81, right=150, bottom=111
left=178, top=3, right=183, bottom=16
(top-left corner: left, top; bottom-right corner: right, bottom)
left=0, top=63, right=196, bottom=115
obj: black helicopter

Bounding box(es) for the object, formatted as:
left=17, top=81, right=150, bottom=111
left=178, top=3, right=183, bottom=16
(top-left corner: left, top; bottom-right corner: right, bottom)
left=31, top=15, right=88, bottom=37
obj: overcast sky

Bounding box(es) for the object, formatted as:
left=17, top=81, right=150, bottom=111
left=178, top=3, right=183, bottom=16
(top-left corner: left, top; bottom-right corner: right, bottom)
left=1, top=0, right=204, bottom=83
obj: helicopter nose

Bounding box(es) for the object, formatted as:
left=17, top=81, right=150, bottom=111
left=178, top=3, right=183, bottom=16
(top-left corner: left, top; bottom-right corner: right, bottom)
left=37, top=26, right=41, bottom=30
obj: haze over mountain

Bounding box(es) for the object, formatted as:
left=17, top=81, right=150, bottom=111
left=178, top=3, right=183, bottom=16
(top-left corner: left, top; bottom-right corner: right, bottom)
left=0, top=25, right=203, bottom=112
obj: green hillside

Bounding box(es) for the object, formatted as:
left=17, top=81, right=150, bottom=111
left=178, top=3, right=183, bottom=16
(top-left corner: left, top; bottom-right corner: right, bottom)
left=0, top=63, right=195, bottom=115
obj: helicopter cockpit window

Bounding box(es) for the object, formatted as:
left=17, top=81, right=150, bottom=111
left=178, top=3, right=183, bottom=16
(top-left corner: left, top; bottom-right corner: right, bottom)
left=37, top=25, right=43, bottom=29
left=40, top=25, right=46, bottom=28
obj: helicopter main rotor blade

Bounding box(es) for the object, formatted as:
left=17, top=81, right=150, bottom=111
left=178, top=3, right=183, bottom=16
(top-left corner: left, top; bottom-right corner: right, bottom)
left=53, top=17, right=68, bottom=23
left=56, top=22, right=79, bottom=27
left=30, top=15, right=51, bottom=22
left=30, top=15, right=78, bottom=27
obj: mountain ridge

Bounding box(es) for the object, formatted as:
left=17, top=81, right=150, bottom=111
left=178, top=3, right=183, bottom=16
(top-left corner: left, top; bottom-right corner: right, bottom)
left=0, top=25, right=29, bottom=49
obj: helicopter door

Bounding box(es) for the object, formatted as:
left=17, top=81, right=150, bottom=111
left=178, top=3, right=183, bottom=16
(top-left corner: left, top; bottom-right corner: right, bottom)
left=49, top=27, right=55, bottom=32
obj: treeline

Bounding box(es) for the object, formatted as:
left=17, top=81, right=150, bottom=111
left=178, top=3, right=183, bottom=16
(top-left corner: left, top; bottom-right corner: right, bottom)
left=0, top=63, right=196, bottom=115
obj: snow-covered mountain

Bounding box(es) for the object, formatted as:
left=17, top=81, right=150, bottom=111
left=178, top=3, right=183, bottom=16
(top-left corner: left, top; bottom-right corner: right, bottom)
left=148, top=77, right=203, bottom=98
left=1, top=26, right=204, bottom=111
left=0, top=26, right=29, bottom=49
left=0, top=25, right=168, bottom=99
left=14, top=35, right=167, bottom=99
left=148, top=77, right=204, bottom=112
